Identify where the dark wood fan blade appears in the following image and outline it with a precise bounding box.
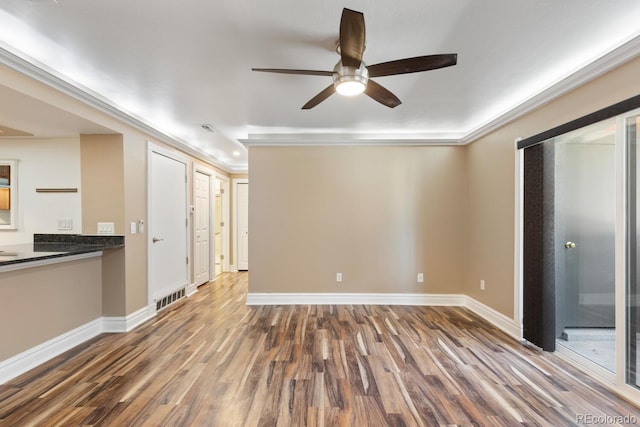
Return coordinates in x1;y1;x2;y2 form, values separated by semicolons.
252;68;334;76
367;54;457;77
302;84;336;109
364;79;401;108
339;8;365;68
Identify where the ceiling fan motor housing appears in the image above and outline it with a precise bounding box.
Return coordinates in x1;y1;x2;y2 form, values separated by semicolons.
333;60;369;96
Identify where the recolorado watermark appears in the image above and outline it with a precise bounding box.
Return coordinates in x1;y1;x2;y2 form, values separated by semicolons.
576;413;638;424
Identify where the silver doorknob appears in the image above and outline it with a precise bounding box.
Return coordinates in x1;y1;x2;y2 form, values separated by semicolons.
153;237;164;243
565;241;576;249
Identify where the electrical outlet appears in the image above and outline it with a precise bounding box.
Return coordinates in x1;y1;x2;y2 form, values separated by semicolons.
336;273;342;282
480;279;486;291
417;273;424;283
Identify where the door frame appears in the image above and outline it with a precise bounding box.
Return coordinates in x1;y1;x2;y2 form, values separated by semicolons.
193;165;213;287
214;174;231;275
147;141;190;307
232;178;248;272
194;164;231;280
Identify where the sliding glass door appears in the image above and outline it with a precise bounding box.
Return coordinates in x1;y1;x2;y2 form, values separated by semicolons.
553;119;617;371
521;103;640;401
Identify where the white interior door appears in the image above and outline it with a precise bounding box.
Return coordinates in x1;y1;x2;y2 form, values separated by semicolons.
149;148;188;301
194;170;210;286
237;182;249;270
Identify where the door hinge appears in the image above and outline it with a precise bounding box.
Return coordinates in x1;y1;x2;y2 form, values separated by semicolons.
220;188;225;194
220;254;225;260
186;218;188;227
186;257;189;264
220;221;225;227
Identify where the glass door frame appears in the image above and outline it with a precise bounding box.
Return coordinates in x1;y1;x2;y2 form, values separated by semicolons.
621;109;640;397
517;104;640;405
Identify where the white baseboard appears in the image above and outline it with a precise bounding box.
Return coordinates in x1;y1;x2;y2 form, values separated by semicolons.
1;292;521;386
186;282;198;297
229;265;238;273
103;305;156;333
0;318;103;385
246;292;464;306
1;306;157;385
462;296;522;340
246;292;522;342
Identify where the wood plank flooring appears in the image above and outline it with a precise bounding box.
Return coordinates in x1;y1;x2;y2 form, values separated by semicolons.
2;272;640;426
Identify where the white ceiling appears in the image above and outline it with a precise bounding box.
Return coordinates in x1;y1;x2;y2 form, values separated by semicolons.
1;0;640;171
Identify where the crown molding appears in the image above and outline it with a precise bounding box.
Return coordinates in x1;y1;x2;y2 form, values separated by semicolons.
242;33;640;148
240;133;462;147
0;45;237;173
2;31;639;158
461;32;640;144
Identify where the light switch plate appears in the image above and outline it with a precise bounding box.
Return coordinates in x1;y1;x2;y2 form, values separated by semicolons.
57;219;72;230
97;222;115;235
130;222;137;234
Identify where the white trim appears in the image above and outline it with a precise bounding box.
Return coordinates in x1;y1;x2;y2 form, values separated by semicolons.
0;318;103;384
240;135;462;147
186;282;198;297
217;175;231;274
232;178;249;271
514;138;524;337
462;296;523;340
102;305;156;333
461;33;640;144
616;113;626;388
0;159;18;230
246;292;464;306
0;32;638;169
0;251;102;273
229;264;238;273
0;307;157;385
241;35;640;150
246;292;522;340
0;45;241;173
193;165;214;286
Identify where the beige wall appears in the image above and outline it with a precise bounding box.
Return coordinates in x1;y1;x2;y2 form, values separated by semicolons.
122;134;150;314
0;256;102;361
80;134;125;234
465;55;640;317
249;145;467;294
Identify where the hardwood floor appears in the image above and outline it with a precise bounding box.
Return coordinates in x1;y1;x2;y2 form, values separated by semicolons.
1;272;640;426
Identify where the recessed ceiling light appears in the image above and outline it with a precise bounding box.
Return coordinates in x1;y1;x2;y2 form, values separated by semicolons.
232;151;241;157
200;124;215;133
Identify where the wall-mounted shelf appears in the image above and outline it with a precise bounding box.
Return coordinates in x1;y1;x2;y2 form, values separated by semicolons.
35;188;78;193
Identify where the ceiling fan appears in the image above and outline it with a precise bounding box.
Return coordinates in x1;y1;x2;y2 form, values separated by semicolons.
252;8;457;109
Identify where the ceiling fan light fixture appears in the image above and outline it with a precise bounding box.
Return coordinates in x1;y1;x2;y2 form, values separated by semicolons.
333;61;368;96
335;79;366;96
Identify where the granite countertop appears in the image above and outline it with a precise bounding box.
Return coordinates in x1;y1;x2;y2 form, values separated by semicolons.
0;234;125;267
